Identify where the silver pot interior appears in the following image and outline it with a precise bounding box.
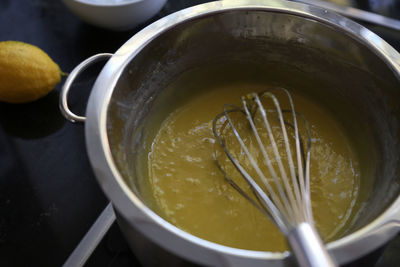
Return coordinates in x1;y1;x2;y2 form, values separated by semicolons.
106;9;400;246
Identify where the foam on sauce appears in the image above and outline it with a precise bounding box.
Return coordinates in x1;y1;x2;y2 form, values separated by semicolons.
147;83;360;252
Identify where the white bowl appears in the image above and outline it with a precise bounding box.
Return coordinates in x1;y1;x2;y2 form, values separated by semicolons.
62;0;167;31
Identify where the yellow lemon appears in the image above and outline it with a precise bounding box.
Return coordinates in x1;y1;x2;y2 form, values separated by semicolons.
0;41;62;103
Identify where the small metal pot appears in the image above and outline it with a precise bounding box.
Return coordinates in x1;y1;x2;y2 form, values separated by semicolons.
61;1;400;266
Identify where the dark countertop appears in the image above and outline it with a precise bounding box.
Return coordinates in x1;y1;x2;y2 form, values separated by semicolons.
0;1;399;266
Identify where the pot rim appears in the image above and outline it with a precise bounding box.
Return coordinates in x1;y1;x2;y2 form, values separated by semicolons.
84;0;400;265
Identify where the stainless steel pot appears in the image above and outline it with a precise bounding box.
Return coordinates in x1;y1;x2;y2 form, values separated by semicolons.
60;1;400;266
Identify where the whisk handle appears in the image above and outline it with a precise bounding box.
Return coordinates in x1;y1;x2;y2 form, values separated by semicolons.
288;223;337;267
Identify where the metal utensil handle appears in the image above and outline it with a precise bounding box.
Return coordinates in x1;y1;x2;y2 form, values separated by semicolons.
288;222;337;267
293;0;400;31
63;203;116;267
59;53;113;123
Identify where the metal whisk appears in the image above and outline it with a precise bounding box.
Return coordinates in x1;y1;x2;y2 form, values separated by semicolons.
212;88;337;267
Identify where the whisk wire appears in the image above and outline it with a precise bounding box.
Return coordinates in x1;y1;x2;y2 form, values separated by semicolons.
212;109;289;233
241;94;294;223
212;88;336;267
284;89;310;223
295;111;313;222
253;91;302;223
214;89;312;229
281;108;313;223
222;104;290;228
264;92;303;221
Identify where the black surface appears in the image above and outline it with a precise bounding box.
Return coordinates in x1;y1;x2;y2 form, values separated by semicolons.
0;1;399;267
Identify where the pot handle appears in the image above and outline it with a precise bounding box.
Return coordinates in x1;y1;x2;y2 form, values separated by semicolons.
59;53;113;123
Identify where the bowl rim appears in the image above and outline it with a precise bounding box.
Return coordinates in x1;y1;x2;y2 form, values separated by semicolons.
84;0;400;265
71;0;144;7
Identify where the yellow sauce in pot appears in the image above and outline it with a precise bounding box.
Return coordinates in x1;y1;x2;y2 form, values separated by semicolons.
147;83;360;252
